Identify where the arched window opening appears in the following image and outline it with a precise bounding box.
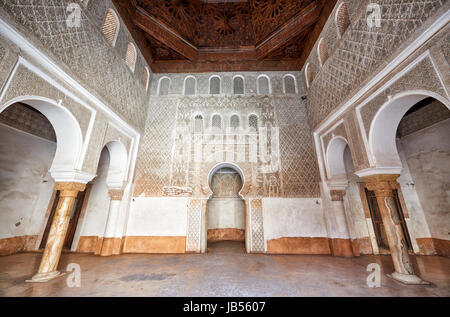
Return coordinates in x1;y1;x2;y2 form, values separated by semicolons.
258;76;270;95
125;43;137;72
248;114;258;132
283;75;297;94
233;76;244;95
102;9;119;46
141;67;150;91
184;76;196;95
212;114;222;130
305;63;313;89
210;76;221;95
230;115;240;130
194;115;203;134
318;38;329;67
336;2;351;38
159;77;170;96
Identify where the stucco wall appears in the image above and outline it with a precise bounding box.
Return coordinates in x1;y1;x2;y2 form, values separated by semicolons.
207;198;245;231
0;124;55;240
400;118;450;242
78;148;111;238
126;197;188;237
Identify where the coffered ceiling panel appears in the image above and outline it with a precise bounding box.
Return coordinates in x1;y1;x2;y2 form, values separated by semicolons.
112;0;336;73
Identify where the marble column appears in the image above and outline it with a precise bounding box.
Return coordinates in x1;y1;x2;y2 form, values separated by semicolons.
362;174;428;285
28;182;86;282
100;189;124;256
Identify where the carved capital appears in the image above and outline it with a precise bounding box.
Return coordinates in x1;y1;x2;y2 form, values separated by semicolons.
330;190;346;202
108;189;124;201
362;174;399;197
55;182;86;197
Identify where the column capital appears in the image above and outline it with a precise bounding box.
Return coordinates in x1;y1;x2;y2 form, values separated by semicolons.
108;189;124;201
330;190;346;202
361;174;399;196
55;182;86;197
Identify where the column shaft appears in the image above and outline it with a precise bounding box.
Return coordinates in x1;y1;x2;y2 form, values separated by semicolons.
100;189;124;256
29;182;85;282
362;175;427;284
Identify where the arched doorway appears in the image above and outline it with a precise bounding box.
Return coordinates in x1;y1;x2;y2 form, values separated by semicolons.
207;163;246;253
0;97;83;256
76;140;128;256
361;91;450;283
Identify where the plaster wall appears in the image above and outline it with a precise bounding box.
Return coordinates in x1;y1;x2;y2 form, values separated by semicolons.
262;198;327;240
343;147;369;240
78;148;111;238
207;198;245;231
400;118;450;242
0;124;55;240
126;197;188;237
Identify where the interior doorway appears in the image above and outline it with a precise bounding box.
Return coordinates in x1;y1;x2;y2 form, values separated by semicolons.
207;166;246;253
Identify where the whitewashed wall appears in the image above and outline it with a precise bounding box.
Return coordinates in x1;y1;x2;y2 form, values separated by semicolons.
0;124;55;239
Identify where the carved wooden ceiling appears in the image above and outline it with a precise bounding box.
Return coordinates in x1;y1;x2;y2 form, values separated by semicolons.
112;0;337;73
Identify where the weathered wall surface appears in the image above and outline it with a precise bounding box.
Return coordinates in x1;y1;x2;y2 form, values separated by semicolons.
263;198;329;254
78;149;111;239
0;124;55;255
400;119;450;245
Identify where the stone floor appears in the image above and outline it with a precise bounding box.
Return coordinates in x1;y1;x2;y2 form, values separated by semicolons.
0;241;449;297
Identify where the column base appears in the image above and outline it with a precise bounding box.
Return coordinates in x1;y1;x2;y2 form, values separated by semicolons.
26;271;66;283
387;272;430;285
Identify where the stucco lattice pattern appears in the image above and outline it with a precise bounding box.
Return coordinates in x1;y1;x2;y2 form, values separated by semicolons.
250;199;264;253
307;0;448;129
0;0;149;130
0;103;56;141
133;98;178;196
186;199;203;253
276;97;320;197
134;93;320;198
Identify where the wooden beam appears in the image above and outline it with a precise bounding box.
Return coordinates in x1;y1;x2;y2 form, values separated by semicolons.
133;7;198;61
255;2;321;60
150;59;301;74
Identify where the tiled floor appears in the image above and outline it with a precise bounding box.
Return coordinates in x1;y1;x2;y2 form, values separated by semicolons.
0;242;449;297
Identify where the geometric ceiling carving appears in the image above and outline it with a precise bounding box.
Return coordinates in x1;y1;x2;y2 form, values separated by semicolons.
113;0;336;73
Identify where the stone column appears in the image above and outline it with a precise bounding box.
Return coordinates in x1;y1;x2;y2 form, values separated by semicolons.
100;189;124;256
200;200;208;254
28;182;86;282
362;175;428;284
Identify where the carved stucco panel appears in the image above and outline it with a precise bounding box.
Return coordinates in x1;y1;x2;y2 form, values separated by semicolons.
360;56;449;137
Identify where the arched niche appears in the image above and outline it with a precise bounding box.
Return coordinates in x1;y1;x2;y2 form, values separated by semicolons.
326;136;350;189
207;162;246;199
104;140;128;189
